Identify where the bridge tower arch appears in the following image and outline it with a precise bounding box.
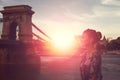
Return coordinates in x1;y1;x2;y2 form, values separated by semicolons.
0;5;34;40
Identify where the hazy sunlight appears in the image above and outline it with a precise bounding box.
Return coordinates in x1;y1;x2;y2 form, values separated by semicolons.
51;31;75;51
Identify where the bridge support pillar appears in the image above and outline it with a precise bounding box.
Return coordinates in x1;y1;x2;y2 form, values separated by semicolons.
0;5;34;41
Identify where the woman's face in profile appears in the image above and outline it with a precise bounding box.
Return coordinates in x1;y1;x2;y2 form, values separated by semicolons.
82;34;91;45
82;33;96;47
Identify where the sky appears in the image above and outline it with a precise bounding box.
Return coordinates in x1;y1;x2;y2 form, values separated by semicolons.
0;0;120;39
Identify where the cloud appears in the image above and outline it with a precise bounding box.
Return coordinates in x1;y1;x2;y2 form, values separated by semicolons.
31;0;101;20
31;0;120;39
101;0;120;6
93;5;120;17
0;0;120;38
0;0;100;19
91;0;120;25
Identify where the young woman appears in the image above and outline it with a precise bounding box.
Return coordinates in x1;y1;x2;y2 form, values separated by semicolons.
79;29;103;80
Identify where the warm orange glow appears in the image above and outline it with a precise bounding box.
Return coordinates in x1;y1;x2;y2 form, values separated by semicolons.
52;32;74;49
50;31;75;56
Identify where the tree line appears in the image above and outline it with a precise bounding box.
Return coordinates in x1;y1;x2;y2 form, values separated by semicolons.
106;37;120;51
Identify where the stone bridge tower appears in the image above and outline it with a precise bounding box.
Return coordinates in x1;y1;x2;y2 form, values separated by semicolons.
0;5;34;40
0;5;41;80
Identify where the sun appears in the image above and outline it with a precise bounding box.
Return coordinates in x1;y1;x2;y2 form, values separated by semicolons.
51;32;75;51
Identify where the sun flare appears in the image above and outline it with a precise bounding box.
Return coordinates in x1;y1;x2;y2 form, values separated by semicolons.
51;32;74;50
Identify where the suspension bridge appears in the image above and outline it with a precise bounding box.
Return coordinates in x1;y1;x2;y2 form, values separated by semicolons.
0;5;55;80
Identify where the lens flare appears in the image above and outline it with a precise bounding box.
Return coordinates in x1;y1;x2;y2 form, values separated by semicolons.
52;32;74;48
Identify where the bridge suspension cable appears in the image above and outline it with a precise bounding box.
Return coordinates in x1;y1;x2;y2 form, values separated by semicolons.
32;32;45;41
32;23;51;40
